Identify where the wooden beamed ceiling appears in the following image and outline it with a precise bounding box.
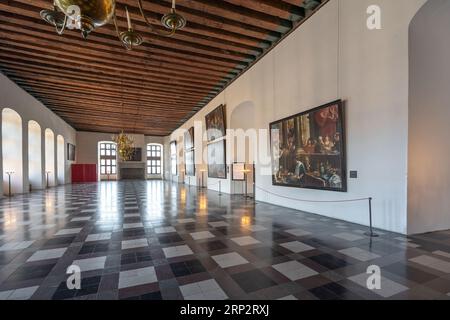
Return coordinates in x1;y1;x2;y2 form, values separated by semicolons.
0;0;325;136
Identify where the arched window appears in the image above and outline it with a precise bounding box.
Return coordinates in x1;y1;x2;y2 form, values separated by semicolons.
28;120;42;190
57;135;65;185
147;144;162;176
45;128;55;187
99;142;117;177
2;108;23;195
170;141;177;175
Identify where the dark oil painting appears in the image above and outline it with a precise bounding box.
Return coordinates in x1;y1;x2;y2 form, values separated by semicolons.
270;100;347;192
205;104;226;142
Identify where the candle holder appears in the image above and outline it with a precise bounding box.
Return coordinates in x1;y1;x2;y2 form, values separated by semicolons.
5;171;14;197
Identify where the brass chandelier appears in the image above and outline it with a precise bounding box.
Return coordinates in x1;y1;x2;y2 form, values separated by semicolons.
40;0;187;50
113;131;134;161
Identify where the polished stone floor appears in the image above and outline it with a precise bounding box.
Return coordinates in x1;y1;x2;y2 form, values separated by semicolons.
0;181;450;300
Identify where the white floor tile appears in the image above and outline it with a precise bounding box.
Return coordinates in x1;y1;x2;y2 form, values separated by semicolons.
212;252;249;268
348;273;408;298
280;241;314;253
163;245;193;258
27;248;67;262
190;231;215;240
55;228;83;236
339;247;380;262
272;261;318;281
72;256;107;272
231;236;261;246
333;232;365;241
121;238;149;250
118;266;157;289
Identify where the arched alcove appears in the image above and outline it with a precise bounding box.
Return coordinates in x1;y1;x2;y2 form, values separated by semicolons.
57;135;65;185
28;120;42;190
2;108;23;195
408;0;450;234
45;128;55;187
229;101;257;195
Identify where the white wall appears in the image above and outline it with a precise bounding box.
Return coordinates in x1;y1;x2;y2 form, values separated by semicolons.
170;0;427;234
76;131;169;180
408;0;450;234
0;72;76;195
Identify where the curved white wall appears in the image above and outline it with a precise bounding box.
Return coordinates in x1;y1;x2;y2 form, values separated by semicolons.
2;108;23;195
408;0;450;234
171;0;427;234
28;120;43;190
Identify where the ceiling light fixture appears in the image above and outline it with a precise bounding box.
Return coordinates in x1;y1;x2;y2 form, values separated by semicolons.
40;0;186;50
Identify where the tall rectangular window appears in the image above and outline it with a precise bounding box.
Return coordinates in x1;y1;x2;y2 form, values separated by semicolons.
147;144;162;175
100;142;117;175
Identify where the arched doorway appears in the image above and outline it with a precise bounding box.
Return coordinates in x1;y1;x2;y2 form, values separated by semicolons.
45;128;55;187
2;108;23;195
408;0;450;234
57;135;65;185
28;120;42;190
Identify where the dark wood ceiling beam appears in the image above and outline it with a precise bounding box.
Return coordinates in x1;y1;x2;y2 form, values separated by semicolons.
6;73;203;107
223;0;305;21
0;62;212;101
0;37;226;90
0;54;218;96
10;1;262;60
14;84;200;113
0;10;242;75
12;85;200;114
118;0;281;41
0;23;243;79
174;0;292;31
0;4;251;69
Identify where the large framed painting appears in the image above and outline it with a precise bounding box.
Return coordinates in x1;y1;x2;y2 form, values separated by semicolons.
270;100;347;192
205;104;226;142
207;140;227;179
185;150;195;177
184;127;194;151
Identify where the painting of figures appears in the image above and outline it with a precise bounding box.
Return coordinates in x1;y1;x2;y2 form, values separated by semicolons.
270;100;347;192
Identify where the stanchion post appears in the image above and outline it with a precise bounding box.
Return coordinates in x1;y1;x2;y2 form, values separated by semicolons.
219;180;222;196
365;197;379;237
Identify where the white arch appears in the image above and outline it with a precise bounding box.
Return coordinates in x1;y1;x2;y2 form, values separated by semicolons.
45;128;55;187
57;135;65;185
2;108;23;195
28;120;42;190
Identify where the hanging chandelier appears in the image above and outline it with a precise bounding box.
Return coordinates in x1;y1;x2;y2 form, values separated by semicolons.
40;0;186;50
113;131;134;161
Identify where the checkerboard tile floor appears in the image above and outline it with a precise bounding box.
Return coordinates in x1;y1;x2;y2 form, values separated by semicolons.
0;181;450;300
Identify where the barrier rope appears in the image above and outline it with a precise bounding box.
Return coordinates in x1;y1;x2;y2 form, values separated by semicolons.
254;185;370;203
